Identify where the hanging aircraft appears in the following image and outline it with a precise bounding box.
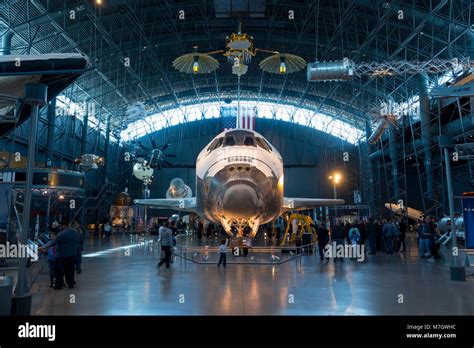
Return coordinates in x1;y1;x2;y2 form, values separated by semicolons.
134;129;344;238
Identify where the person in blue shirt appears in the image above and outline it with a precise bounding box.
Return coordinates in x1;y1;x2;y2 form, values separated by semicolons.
47;245;56;288
41;219;79;289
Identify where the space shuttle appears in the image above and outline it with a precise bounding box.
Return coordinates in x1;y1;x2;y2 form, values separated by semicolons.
134;129;344;238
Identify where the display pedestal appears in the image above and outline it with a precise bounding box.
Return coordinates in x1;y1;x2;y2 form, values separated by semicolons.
11;294;32;315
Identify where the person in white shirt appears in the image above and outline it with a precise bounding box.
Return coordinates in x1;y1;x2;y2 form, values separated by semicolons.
217;238;228;268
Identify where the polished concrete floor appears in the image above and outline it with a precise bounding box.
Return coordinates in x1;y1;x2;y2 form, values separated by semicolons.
30;234;474;315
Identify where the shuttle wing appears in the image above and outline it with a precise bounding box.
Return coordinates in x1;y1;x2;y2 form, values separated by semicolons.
133;197;197;213
282;197;345;212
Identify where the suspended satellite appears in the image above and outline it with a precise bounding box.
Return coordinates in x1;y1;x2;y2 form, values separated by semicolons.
127;139;176;170
166;178;192;199
132;162;154;185
173;22;306;77
260;53;307;75
75;154;105;171
172;46;220;74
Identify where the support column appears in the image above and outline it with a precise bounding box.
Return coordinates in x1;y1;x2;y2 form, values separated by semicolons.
419;73;434;199
469;30;474;117
388;126;399;200
364;120;375;216
103;113;111;184
1;30;14;55
14;83;47;314
45;98;56;167
80;102;89;156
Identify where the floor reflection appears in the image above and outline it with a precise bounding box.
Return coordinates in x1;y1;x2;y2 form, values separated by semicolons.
29;235;474;316
330;264;352;315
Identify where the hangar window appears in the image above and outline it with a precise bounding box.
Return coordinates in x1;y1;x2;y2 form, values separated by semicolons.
207;137;223;152
256;137;272;152
120;101;366;144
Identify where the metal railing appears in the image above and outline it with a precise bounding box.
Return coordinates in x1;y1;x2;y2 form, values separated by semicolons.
173;241;320;267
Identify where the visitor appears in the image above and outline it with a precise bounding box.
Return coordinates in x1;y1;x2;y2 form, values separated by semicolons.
348;223;360;260
316;222;329;261
366;217;376;255
46;239;56;288
103;221;112;242
419;216;434;258
40;219;79;290
357;220;366;247
72;221;84;274
382;219;396;254
398;217;407;252
331;220;345;262
157;220;174;272
344;222;351;244
217;238;228;268
375;219;383;253
94;222;99;238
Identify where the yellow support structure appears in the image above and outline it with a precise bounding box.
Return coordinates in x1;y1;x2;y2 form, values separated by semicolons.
280;213;317;245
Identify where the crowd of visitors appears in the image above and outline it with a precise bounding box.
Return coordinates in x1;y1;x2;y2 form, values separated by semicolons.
310;215;441;262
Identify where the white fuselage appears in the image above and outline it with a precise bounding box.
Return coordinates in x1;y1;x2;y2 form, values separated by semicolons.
195;129;284;236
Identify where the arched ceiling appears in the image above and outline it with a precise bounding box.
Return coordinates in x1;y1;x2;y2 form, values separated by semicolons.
1;0;472;133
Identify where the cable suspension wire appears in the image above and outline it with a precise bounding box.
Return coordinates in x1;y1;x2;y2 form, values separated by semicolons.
237;75;241;129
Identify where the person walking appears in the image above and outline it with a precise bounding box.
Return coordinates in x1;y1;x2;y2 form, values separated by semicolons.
217;238;228;268
316;222;329;261
382;219;396;254
157;220;174;272
331;220;346;262
398;217;407;252
375;219;383;253
366;217;377;255
419;216;434;258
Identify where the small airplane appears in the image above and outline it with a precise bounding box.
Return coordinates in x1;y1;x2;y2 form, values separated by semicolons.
134;129;344;238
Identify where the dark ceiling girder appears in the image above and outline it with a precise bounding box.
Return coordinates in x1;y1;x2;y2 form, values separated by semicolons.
2;0;471;131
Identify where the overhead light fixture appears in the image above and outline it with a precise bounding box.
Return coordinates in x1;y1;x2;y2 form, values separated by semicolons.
329;173;342;184
96;0;102;5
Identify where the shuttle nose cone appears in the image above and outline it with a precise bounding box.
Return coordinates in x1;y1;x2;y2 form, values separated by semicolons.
222;184;258;219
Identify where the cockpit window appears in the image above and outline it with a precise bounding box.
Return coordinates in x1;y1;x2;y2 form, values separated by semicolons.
223;130;260;147
207;137;223;152
244;136;256;147
224;136;236;146
256;137;272;152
